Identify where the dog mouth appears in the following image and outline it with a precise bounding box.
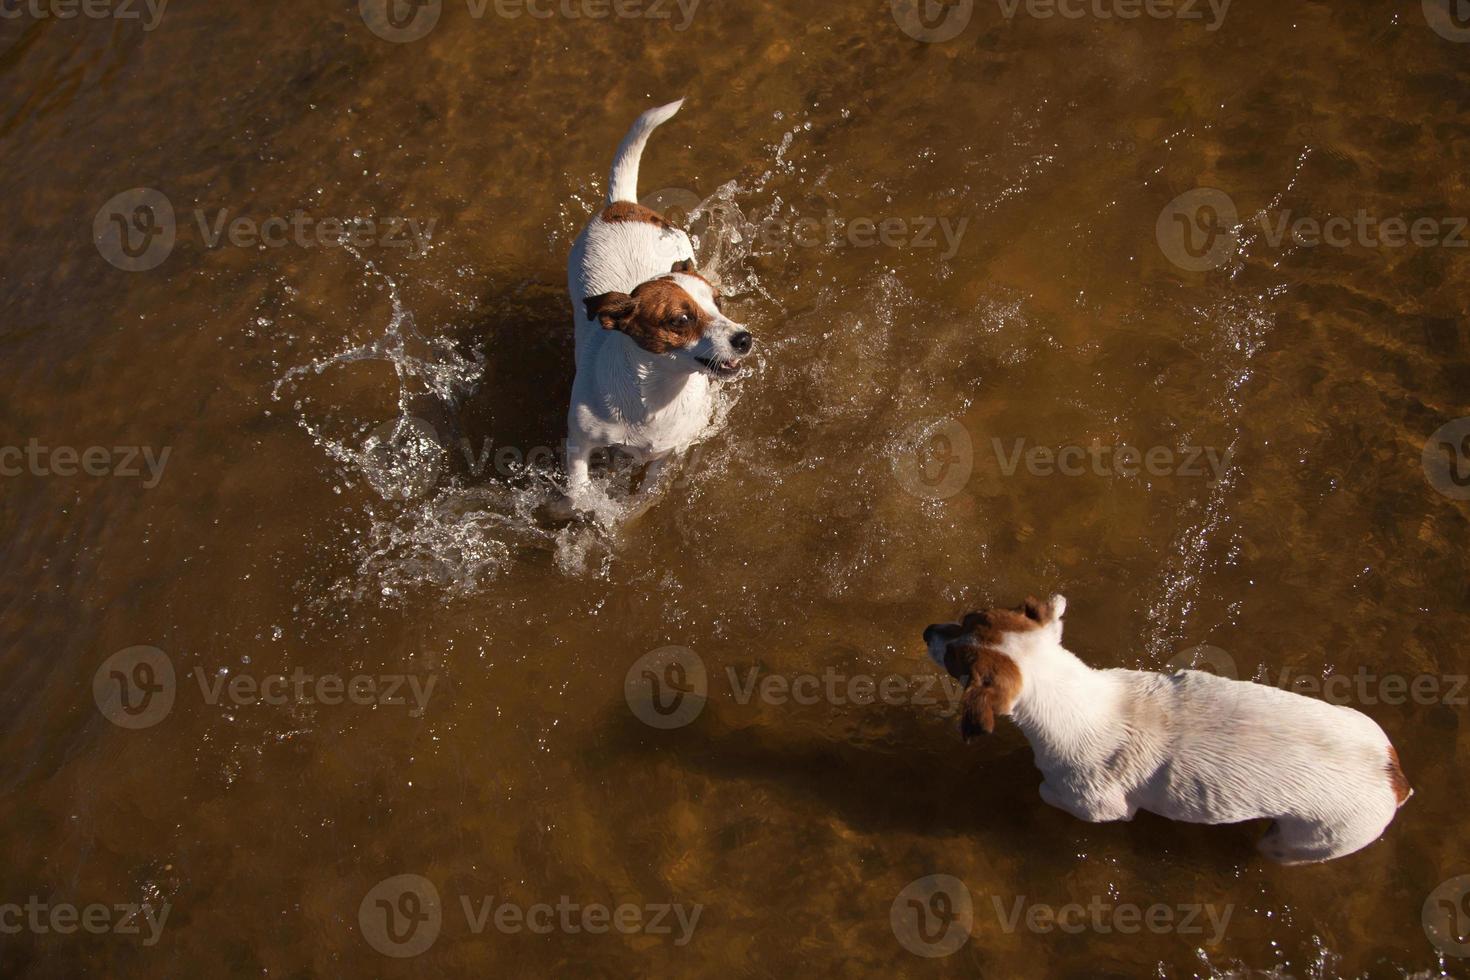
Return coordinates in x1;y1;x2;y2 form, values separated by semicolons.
696;356;743;378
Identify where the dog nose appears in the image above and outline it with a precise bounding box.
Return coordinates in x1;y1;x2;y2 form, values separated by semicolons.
730;331;753;355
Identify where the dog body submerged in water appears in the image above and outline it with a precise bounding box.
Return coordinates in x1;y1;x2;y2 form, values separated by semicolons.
564;99;753;515
924;596;1411;864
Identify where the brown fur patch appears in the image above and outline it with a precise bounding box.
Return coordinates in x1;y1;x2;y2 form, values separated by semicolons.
601;201;674;230
958;648;1023;739
1386;745;1412;806
934;599;1049;739
957;602;1044;649
583;278;712;353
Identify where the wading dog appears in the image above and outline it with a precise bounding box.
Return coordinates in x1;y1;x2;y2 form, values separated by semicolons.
923;596;1412;864
563;99;754;516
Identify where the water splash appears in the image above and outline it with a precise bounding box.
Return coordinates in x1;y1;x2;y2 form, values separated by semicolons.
272;201;758;600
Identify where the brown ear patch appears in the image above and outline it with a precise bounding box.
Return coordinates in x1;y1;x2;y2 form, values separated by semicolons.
584;292;636;330
958;648;1022;739
1386;745;1412;806
601;201;674;230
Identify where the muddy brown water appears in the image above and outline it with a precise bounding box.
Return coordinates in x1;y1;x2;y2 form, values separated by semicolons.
2;0;1469;976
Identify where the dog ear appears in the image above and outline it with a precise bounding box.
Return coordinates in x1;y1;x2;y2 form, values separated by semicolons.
584;292;637;330
958;651;1021;742
1021;594;1067;626
670;258;696;274
959;682;996;740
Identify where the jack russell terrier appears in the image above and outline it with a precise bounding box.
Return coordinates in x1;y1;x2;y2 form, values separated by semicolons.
563;99;753;516
924;596;1412;864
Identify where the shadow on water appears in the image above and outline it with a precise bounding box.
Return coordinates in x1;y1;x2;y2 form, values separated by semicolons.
442;276;575;481
600;701;1259;875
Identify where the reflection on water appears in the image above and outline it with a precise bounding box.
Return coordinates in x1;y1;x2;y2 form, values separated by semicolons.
1;0;1468;976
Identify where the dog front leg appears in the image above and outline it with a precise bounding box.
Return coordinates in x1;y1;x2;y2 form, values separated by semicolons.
542;440;598;522
1039;779;1133;822
619;454;677;524
566;440;593;499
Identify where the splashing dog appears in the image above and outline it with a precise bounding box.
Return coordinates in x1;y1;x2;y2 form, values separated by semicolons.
563;99;754;518
923;596;1411;864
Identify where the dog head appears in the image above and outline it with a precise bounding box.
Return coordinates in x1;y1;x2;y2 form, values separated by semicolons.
583;267;753;379
923;595;1066;739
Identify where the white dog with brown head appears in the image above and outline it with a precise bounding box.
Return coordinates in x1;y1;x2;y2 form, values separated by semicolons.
563;99;753;516
924;596;1411;864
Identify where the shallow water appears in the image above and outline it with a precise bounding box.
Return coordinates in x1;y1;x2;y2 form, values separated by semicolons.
2;0;1469;976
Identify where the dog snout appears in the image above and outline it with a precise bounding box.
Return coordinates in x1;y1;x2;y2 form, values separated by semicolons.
730;330;753;355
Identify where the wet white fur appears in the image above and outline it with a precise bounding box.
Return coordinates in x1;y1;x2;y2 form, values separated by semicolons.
564;99;750;511
927;596;1408;864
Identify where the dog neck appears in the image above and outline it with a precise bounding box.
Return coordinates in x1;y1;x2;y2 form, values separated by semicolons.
602;334;706;420
1008;645;1121;769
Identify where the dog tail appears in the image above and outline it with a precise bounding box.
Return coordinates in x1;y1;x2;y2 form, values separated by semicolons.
606;98;684;205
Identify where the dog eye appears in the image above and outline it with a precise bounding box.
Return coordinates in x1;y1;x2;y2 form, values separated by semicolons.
671;314;692;327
